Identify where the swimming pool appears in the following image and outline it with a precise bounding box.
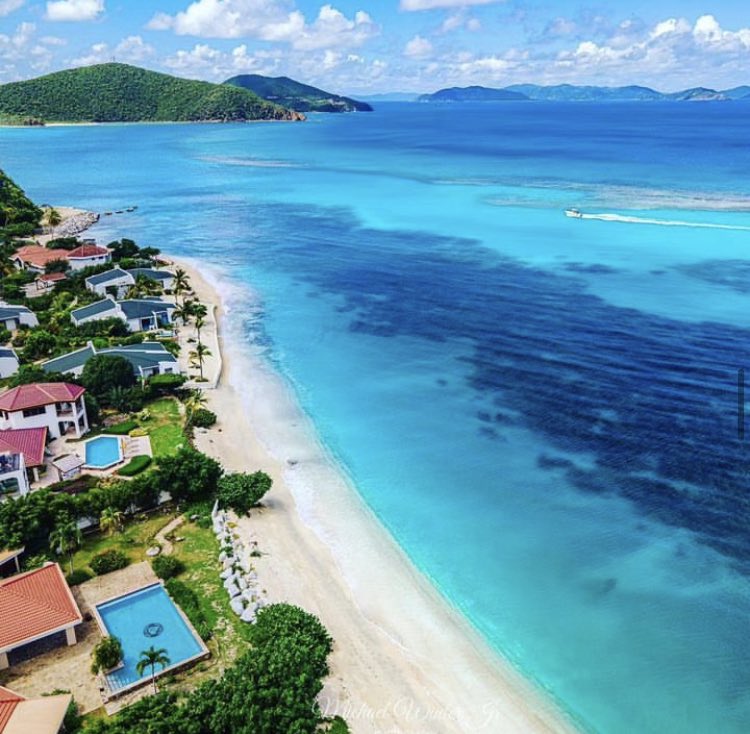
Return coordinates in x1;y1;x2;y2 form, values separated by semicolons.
94;583;208;695
84;435;122;469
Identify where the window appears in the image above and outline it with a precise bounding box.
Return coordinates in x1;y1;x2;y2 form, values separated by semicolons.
22;406;46;418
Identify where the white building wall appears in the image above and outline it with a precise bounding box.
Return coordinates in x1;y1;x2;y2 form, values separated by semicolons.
0;400;88;439
68;254;112;272
0;356;19;378
87;274;133;296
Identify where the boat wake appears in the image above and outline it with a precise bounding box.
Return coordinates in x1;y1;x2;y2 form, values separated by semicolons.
577;212;750;231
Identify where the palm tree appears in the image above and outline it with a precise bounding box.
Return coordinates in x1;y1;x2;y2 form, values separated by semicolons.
189;343;212;381
184;389;207;421
172;268;190;306
126;275;161;300
43;207;62;234
49;519;82;575
172;298;195;328
136;646;170;694
99;507;124;537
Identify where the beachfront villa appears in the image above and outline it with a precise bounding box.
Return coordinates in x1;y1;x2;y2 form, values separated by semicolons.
86;267;175;297
43;341;180;380
0;563;82;671
0;304;38;332
11;245;69;274
0;383;89;440
70;297;176;333
0;349;19;379
66;244;111;272
0;684;72;734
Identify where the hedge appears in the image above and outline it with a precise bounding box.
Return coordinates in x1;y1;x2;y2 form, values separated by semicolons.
165;579;212;640
104;420;138;435
117;455;152;477
90;549;129;576
151;555;184;580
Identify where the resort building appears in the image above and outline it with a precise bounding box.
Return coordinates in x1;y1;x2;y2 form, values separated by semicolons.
0;304;38;331
70;297;175;333
42;341;180;380
85;267;174;297
11;245;69;274
0;383;88;440
0;349;19;379
0;427;46;493
34;272;67;292
0;562;83;670
66;244;111;272
0;685;72;734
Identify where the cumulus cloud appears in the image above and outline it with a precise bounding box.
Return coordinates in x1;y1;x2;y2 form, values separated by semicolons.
400;0;500;10
0;0;24;18
404;35;433;58
71;35;154;66
148;1;377;50
45;0;104;22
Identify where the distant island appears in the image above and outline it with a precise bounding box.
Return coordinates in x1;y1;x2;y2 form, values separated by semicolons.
0;63;304;125
418;83;750;103
225;74;372;113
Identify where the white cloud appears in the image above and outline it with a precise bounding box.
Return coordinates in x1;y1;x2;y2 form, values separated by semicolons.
0;0;24;18
438;11;481;34
45;0;104;22
71;35;154;66
148;1;377;50
400;0;500;10
404;35;433;59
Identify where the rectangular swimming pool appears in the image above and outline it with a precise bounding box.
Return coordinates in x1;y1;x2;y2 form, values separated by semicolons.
95;583;208;695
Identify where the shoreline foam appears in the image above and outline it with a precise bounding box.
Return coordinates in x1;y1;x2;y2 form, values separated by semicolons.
176;255;581;734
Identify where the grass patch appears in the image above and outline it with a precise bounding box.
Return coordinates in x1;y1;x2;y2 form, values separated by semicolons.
142;398;186;458
103;420;138;435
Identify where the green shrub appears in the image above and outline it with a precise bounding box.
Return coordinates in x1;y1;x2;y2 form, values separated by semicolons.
151;555;184;580
190;408;217;428
66;568;92;586
117;455;152;477
104;420;138;435
148;372;186;394
218;472;272;515
164;579;212;640
91;636;123;674
90;549;129;575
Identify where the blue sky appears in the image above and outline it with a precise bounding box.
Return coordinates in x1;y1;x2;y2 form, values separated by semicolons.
0;1;749;93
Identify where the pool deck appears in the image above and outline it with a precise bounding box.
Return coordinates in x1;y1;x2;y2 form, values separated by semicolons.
0;563;158;715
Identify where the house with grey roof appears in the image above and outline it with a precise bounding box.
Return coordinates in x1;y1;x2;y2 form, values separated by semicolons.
70;297;175;333
126;268;175;291
42;341;180;380
0;348;19;379
85;267;175;297
0;304;39;331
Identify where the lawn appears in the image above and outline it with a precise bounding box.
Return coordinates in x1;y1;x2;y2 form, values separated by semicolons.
141;398;186;458
69;510;175;576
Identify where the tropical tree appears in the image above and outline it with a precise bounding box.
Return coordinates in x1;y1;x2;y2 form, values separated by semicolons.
99;507;124;537
136;646;170;694
172;299;194;328
172;268;190;306
49;519;82;574
183;389;207;422
189;343;212;381
126;275;161;300
91;636;123;674
43;206;62;234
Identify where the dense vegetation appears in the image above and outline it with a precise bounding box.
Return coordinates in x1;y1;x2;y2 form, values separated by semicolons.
0;64;304;123
83;604;335;734
0;167;42;239
225;74;372;113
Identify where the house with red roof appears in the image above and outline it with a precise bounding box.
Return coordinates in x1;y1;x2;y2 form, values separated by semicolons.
0;383;88;440
0;427;47;496
0;563;82;670
11;245;69;274
0;685;71;734
67;244;111;272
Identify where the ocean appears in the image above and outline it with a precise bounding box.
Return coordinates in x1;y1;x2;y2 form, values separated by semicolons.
2;101;750;733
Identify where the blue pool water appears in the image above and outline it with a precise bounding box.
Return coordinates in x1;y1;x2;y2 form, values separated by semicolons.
3;103;750;732
84;435;122;469
96;584;205;692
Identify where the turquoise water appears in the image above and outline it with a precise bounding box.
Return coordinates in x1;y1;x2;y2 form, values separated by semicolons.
84;435;122;468
2;103;750;732
96;584;205;691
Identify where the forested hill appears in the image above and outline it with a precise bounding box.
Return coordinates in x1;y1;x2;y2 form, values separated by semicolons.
225;74;372;113
0;168;42;238
0;64;304;123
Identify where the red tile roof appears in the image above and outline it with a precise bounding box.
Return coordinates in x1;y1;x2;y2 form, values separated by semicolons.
68;245;109;259
0;383;85;412
12;246;69;268
0;687;23;734
37;272;67;283
0;428;48;468
0;564;81;650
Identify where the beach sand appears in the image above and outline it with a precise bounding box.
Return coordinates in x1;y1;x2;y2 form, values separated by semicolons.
179;257;579;734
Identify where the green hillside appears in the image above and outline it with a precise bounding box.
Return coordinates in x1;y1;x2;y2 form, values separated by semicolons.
225;74;372;113
0;63;304;123
0;168;42;238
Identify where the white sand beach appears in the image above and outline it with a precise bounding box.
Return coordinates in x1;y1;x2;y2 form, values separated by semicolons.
178;256;579;734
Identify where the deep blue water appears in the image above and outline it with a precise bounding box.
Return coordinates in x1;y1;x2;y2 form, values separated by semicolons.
2;102;750;733
96;584;204;691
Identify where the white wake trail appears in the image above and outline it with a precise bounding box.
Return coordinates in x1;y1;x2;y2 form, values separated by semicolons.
579;212;750;231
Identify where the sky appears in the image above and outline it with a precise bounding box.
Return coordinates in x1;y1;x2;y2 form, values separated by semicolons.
0;1;749;93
